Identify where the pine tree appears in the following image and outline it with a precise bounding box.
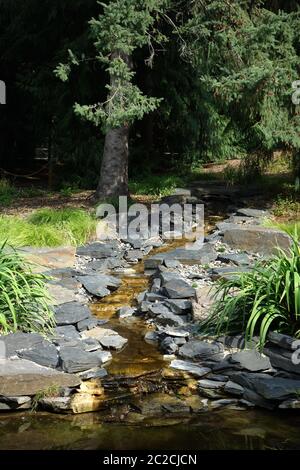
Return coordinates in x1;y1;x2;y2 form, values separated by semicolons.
56;0;168;200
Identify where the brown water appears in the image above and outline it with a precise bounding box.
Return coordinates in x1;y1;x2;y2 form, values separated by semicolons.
0;409;300;450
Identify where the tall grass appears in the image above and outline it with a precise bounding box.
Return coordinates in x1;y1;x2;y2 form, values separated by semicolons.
0;208;96;247
200;238;300;348
0;243;55;334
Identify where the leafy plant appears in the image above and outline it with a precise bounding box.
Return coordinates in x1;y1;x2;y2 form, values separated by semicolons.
200;237;300;348
0;243;55;335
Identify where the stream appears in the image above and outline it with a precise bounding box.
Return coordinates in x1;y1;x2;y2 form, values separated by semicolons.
1;210;300;450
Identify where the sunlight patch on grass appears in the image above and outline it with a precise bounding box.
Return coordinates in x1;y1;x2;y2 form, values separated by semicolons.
0;208;96;247
129;174;184;197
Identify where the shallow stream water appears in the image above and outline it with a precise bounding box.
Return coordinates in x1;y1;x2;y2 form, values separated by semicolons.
1;211;300;450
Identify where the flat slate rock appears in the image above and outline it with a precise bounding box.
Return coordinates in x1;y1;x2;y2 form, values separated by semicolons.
117;306;136;318
144;244;217;269
263;345;300;375
148;303;171;316
210;266;251;281
235;208;269;218
217;253;251;266
78;367;108;381
155;311;187;327
229;349;271;372
0;358;80;396
17;340;59;369
164;299;192;315
59;346;112;373
76;317;98;332
267;332;296;351
3;332;44;358
99;334;128;350
198;379;226;389
230;372;300;401
81;327;120;341
179;340;224;361
224;380;244;397
54;302;92;326
76;242;120;259
53;325;81;342
20;246;76;271
170;359;211;378
78;274;121;297
162;279;196;299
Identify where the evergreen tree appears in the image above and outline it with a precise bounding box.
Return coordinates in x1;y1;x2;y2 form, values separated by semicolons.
56;0;168;199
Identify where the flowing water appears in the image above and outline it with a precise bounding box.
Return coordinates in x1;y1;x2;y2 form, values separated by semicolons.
1;211;300;450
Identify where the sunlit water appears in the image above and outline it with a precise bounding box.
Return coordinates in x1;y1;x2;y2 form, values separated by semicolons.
1;209;300;449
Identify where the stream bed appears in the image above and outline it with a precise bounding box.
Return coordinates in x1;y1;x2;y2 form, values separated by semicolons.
1;210;300;450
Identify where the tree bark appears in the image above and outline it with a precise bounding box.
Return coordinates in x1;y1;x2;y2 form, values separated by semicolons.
95;124;129;199
94;51;131;201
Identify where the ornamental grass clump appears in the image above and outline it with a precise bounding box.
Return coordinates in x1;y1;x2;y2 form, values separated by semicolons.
0;242;55;335
200;237;300;349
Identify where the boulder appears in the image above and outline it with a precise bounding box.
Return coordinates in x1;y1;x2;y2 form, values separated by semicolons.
222;225;292;256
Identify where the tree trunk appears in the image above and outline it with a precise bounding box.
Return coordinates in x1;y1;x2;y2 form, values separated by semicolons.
94;51;131;201
95;124;129;200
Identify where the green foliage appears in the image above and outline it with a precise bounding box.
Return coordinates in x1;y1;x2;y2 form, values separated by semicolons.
0;179;19;206
0;209;96;247
271;193;300;218
56;0;168;131
0;242;54;335
201;239;300;348
181;1;300;167
129;174;183;196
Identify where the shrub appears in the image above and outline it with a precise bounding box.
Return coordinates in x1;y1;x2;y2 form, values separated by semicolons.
0;243;55;335
200;238;300;348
